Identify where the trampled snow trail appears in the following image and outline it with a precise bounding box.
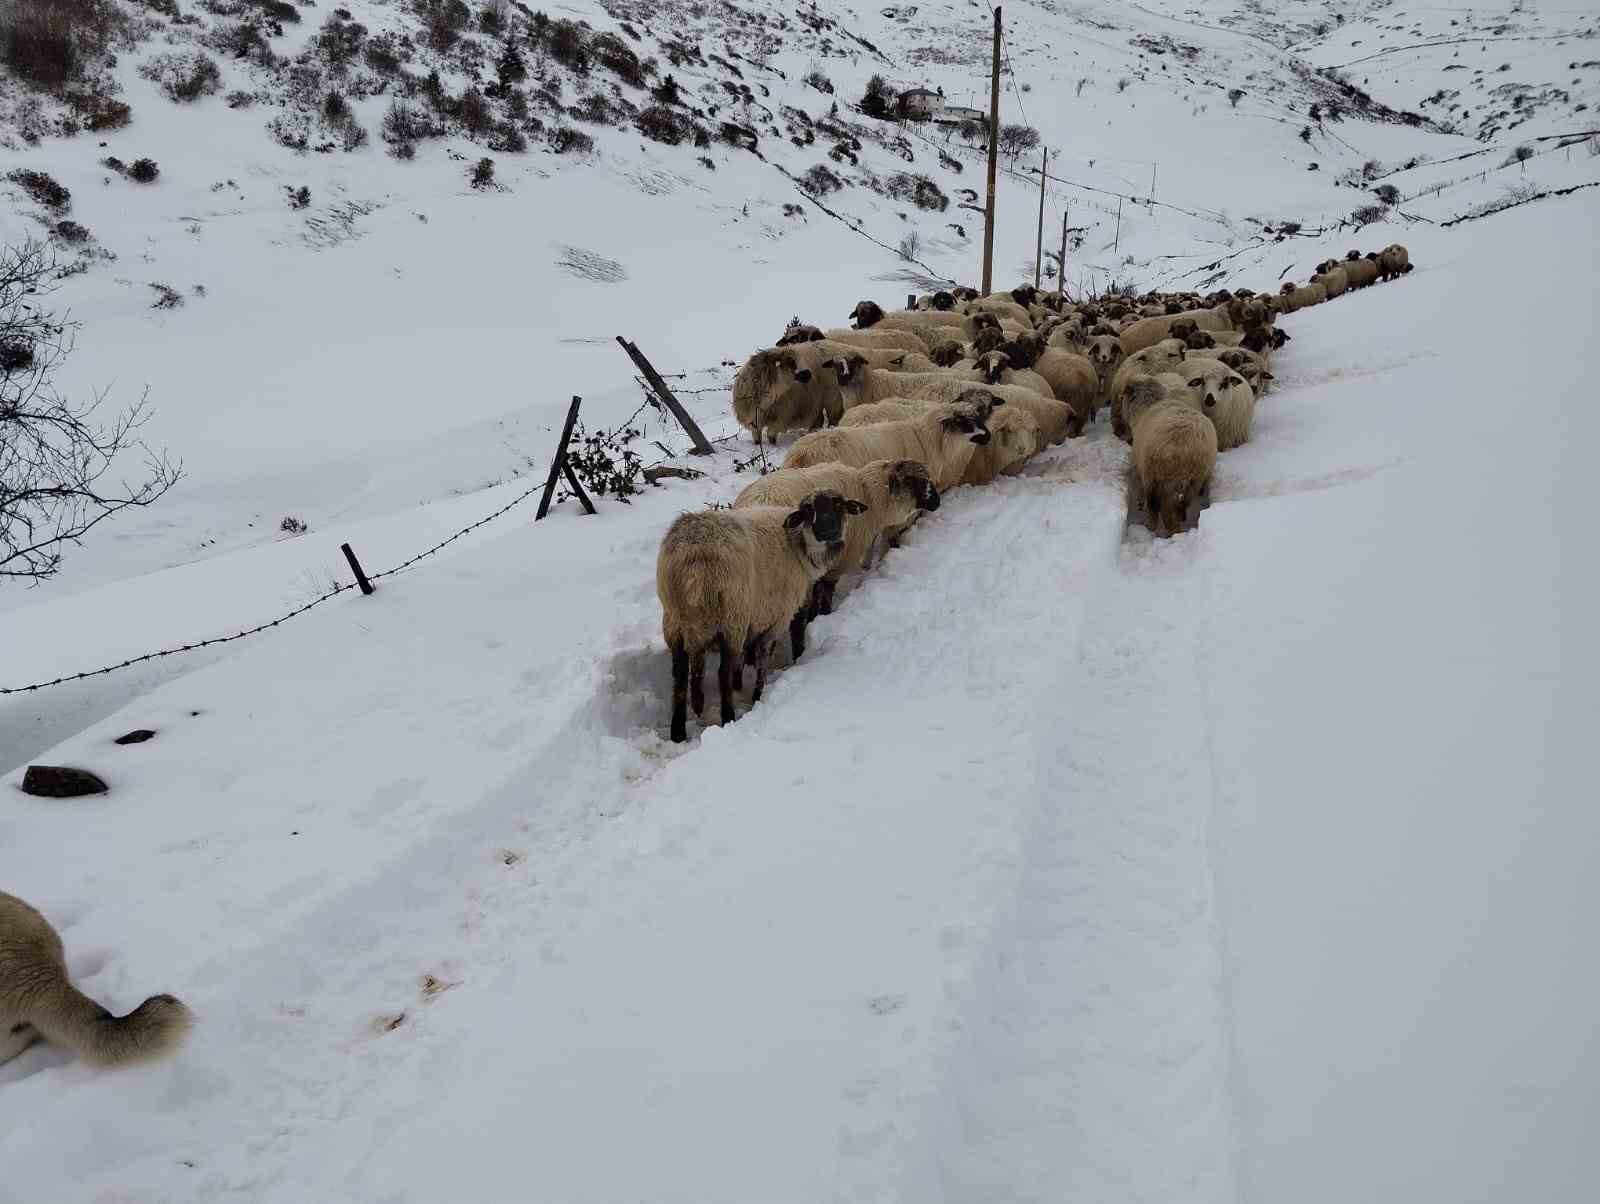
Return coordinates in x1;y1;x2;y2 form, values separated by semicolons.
926;532;1240;1204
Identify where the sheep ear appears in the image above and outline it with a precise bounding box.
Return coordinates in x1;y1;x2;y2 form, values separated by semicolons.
1260;370;1274;381
783;504;812;529
844;499;868;514
1187;378;1205;388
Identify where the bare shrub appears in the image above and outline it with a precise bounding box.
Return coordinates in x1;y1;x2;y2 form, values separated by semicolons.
998;122;1040;158
636;104;694;145
6;170;72;213
2;0;122;91
139;51;222;103
128;157;160;183
1373;183;1400;205
882;171;948;211
469;157;495;189
898;230;921;261
800;163;844;196
1;240;180;581
548;126;594;154
1349;203;1387;226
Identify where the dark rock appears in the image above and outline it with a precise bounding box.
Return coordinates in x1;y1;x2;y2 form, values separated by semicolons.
114;729;157;745
21;765;109;798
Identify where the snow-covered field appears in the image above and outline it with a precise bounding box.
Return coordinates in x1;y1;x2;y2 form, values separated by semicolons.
2;0;1597;1199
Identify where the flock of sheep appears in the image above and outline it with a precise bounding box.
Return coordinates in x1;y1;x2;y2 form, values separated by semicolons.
0;252;1416;1072
654;242;1412;743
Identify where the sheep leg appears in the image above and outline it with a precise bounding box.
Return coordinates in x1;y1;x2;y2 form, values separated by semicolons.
670;640;689;743
689;650;706;717
749;636;773;704
815;579;837;617
716;633;736;726
789;609;808;661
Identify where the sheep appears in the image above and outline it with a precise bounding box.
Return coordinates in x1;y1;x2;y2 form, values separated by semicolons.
1118;308;1230;356
776;324;826;346
1377;243;1411;278
1030;346;1101;422
735;459;940;617
1342;256;1380;289
733;344;840;444
1289;281;1327;309
1160;357;1256;450
1;890;193;1068
1046;316;1087;348
822;354;1079;441
818;326;931;354
1185;345;1274;397
957;350;1055;399
1124;379;1218;538
811;340;938;375
967;295;1034;329
657;490;864;741
1081;333;1126;403
785;396;995;490
926;336;967;367
961;404;1041;485
963;309;1029;341
849;300;967;339
1312;264;1349;299
969;326;1010;357
1109;337;1189;437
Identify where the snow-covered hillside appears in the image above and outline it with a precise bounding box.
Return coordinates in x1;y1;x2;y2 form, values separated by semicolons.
2;0;1597;1200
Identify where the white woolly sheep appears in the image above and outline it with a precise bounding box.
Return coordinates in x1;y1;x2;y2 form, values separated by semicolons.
849;300;968;338
732;343;841;444
735;459;940;618
820;326;931;354
957;350;1055;399
1159;358;1256;450
1;891;193;1069
1031;346;1101;420
1342;257;1379;289
785;397;995;490
961;405;1040;485
657;490;865;742
822;355;1079;441
1080;334;1127;403
1109;337;1188;438
1312;264;1349;299
1118;308;1230;356
967;295;1034;329
1186;345;1274;397
1124;378;1218;538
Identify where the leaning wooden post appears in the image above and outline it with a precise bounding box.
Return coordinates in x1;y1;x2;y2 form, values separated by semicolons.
981;5;1002;295
341;543;375;595
615;337;715;455
1034;146;1048;289
536;396;596;521
1058;205;1069;298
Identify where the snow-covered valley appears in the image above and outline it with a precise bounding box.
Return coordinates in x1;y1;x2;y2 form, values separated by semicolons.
2;0;1596;1199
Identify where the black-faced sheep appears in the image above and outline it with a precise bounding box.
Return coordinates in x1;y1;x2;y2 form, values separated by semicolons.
776;324;826;346
1377;244;1410;278
1110;338;1189;438
1;891;192;1068
1124;378;1217;538
657;490;865;741
784;396;994;490
1118;308;1230;356
959;350;1055;399
927;336;967;367
850;300;967;339
735;459;939;618
822;355;1077;438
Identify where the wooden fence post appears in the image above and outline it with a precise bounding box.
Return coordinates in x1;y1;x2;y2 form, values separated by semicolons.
615;337;715;455
536;396;596;521
341;543;375;595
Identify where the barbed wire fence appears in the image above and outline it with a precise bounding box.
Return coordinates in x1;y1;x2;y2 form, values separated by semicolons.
2;373;736;698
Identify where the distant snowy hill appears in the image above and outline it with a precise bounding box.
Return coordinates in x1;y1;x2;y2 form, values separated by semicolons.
2;2;1598;1201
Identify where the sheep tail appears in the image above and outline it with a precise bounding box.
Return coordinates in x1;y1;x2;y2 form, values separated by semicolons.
28;977;192;1067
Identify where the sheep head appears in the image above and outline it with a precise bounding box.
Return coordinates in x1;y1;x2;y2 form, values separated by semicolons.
1084;335;1124;373
1170;318;1199;341
783;490;867;562
928;338;966;367
974;350;1012;385
777;324;824;346
970;326;1007;356
886;459;940;512
820;351;869;386
850;300;885;329
930;289;956;311
1185;330;1217;350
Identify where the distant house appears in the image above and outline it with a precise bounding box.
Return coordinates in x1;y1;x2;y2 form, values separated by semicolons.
898;86;945;121
933;104;987;127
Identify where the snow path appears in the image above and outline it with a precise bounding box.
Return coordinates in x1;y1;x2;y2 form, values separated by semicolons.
930;533;1240;1204
1;458;1133;1203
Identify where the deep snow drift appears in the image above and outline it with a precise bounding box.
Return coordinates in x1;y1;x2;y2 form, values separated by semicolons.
3;0;1598;1200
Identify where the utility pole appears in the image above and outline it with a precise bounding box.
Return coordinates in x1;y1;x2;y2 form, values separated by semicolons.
982;5;1002;295
1058;205;1069;298
1034;147;1048;289
1149;162;1157;209
1114;195;1122;256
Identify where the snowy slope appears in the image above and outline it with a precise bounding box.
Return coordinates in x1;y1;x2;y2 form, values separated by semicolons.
4;0;1600;1200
